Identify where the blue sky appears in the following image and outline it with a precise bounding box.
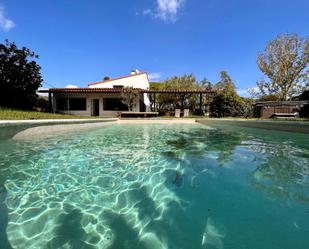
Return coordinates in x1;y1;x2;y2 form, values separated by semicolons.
0;0;308;95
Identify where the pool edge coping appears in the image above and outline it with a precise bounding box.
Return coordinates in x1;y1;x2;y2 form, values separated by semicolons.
196;119;309;134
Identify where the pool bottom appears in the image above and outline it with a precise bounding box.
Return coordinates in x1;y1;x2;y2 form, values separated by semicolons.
1;123;309;249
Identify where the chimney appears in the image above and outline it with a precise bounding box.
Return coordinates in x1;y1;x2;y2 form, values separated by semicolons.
131;69;140;75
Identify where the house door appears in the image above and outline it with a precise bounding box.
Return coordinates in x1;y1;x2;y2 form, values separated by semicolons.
92;99;100;116
139;99;146;112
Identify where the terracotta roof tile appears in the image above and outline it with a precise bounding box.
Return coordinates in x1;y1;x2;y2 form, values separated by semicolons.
38;88;144;93
38;88;215;94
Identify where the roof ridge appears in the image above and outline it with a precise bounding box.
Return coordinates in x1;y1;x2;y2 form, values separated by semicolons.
88;72;148;86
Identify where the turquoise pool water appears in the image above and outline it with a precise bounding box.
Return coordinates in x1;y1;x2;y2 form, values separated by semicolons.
0;123;309;249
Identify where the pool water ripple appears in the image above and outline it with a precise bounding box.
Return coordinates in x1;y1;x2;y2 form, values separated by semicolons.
0;124;309;249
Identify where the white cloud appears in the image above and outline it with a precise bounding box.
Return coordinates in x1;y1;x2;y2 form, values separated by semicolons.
143;9;152;16
144;0;185;23
65;85;78;88
237;89;250;97
237;87;258;98
148;72;162;81
0;6;15;31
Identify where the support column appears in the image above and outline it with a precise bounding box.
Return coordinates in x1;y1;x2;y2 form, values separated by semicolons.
153;93;156;112
199;93;203;114
140;93;143;112
181;94;184;110
67;98;70;111
48;92;52;113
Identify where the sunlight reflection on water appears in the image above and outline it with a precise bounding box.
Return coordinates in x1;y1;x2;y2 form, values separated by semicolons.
0;124;309;249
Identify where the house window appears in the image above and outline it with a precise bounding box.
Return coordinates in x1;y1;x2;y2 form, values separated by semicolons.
56;98;86;111
113;85;124;89
68;98;87;111
103;98;128;111
57;98;68;110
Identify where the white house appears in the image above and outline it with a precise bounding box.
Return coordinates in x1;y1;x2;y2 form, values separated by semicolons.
41;70;151;117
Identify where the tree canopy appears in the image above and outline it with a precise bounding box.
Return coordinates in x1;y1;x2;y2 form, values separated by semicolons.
149;72;254;117
210;71;243;117
0;40;43;109
214;71;236;91
256;34;309;100
149;74;204;113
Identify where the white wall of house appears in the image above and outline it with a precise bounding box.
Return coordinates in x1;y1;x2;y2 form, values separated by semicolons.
52;93;142;117
88;72;150;90
88;72;151;112
51;72;151;116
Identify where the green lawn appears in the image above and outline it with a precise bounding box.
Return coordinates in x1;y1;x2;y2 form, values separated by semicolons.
0;107;95;120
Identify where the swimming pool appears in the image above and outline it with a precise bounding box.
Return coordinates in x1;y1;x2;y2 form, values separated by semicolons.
0;123;308;249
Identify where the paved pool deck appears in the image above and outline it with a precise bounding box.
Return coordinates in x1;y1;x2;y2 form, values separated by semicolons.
118;119;196;124
196;119;309;134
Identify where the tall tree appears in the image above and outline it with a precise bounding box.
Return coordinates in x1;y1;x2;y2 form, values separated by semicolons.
210;71;243;117
149;82;164;112
164;74;200;109
0;40;43;109
120;87;140;111
199;77;212;89
256;34;309;100
149;74;203;113
214;71;236;91
199;78;213;113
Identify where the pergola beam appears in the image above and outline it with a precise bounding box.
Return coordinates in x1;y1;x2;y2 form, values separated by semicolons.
38;88;215;94
48;92;52;113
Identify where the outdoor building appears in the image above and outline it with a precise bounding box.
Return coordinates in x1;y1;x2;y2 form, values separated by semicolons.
254;101;307;118
254;90;309;118
39;70;215;117
40;70;151;117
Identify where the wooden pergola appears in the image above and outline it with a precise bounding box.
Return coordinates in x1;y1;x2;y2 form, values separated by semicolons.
143;89;215;112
